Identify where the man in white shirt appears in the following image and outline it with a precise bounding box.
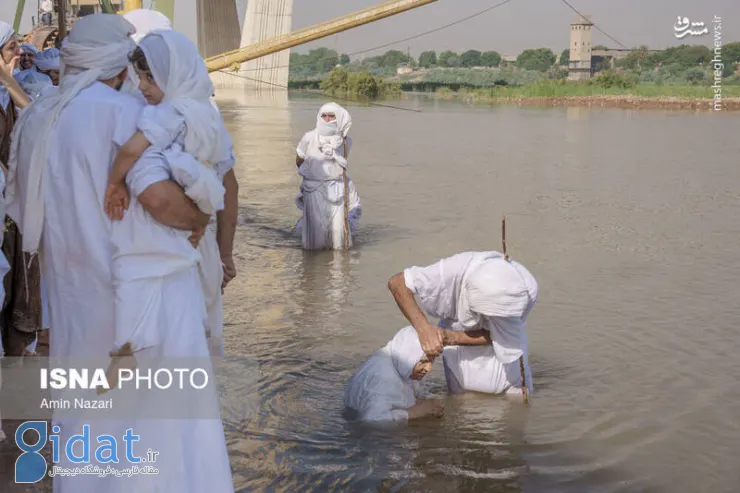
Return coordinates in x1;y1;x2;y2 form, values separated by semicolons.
387;251;539;398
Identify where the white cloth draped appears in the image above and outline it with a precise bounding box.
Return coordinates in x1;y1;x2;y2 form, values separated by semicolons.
121;8;172;97
124;8;173;43
20;43;39;55
295;103;361;249
111;144;224;353
403;251;538;396
34;47;60;71
315;102;352;168
6;13;136;256
15;70;53;99
134;31;234;356
344;326;426;422
138;30;231;167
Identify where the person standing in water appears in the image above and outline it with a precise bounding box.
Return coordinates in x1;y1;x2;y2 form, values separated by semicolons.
295;102;361;250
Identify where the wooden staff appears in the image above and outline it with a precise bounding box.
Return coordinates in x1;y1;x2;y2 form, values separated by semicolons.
502;214;529;404
342;137;350;249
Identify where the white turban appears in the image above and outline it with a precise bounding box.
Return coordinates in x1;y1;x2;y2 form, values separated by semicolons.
20;43;39;55
124;9;172;43
315;102;352;168
138;30;228;165
0;21;14;48
34;48;60;71
457;254;539;364
17;70;52;99
385;326;425;380
6;14;136;255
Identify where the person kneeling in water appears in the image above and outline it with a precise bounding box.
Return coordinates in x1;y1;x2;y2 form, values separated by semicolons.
344;326;444;422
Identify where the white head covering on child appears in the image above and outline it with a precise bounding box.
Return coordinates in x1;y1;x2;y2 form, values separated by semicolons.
137;30;228;166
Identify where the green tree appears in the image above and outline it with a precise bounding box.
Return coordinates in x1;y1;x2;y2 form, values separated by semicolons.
379;50;411;69
723;42;740;65
684;67;706;84
320;66;349;93
461;49;482;67
616;46;649;70
480;50;501;67
418;50;437;68
339;54;350;65
516;48;557;71
591;55;611;73
438;50;458;67
559;49;569;65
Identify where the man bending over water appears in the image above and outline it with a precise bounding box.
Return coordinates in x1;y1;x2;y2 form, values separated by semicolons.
388;251;538;398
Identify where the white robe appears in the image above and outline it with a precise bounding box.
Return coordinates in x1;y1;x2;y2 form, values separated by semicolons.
10;82;234;491
344;326;427;422
111;143;224;354
403;251;537;396
137;101;235;357
295;130;362;250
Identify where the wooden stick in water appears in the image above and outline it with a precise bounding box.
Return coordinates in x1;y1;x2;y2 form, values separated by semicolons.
343;137;350;250
501;214;528;404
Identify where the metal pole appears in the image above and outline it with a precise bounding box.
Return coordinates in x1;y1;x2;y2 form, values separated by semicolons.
14;0;27;32
204;0;438;72
58;0;67;41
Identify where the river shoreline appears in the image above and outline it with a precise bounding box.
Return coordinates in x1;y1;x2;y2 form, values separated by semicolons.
434;93;740;111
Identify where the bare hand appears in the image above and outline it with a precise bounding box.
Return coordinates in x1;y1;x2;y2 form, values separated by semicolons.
104;181;130;221
221;254;236;290
0;55;19;78
428;399;445;418
189;225;206;248
98;342;136;395
417;323;444;357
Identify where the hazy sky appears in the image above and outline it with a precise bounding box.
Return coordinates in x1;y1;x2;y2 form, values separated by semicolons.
1;0;736;58
290;0;739;56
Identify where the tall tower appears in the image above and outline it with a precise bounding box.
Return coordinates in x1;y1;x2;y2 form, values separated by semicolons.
567;14;593;81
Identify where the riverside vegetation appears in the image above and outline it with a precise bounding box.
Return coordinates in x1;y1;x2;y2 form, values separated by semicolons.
288;44;740;108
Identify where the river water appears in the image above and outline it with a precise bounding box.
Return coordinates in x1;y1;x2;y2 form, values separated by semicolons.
194;93;740;492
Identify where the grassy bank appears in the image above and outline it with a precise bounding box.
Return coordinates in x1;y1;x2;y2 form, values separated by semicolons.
431;83;740;110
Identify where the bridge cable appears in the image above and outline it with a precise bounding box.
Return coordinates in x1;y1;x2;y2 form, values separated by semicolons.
236;0;517;73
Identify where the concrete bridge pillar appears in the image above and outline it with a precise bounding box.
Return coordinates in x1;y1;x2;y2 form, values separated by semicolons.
172;0;293;90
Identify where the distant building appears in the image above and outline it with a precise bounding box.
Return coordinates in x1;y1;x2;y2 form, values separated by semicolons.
568;14;593;81
396;63;413;75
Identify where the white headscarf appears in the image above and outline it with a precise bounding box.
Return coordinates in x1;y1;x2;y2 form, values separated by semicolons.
34;48;60;71
121;9;173;97
124;9;172;43
17;70;52;99
385;325;426;380
20;43;39;55
138;30;227;165
6;14;136;255
344;326;425;422
0;21;16;109
457;254;538;364
315;102;351;168
0;21;14;48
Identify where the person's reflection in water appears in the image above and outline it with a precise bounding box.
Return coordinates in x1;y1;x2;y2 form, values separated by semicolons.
294;249;360;338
